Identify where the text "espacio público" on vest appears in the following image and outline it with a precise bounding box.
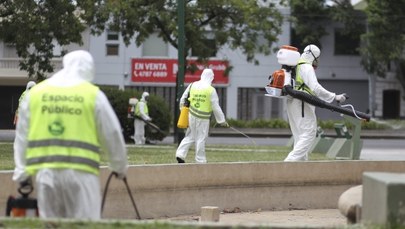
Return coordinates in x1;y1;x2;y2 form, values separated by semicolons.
41;93;84;115
191;94;207;103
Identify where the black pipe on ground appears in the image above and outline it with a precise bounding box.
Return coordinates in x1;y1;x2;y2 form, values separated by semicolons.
283;85;371;121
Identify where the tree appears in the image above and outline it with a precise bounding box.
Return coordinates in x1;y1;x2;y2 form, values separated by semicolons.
0;0;85;81
289;0;364;50
81;0;283;65
360;0;405;89
1;0;284;80
289;0;329;49
290;0;405;90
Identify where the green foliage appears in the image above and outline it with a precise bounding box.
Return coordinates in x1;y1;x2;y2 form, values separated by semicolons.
83;0;283;65
225;118;389;130
0;0;85;81
317;119;389;130
360;0;405;89
360;120;390;130
144;93;172;140
0;218;210;229
225;118;290;129
0;1;284;79
100;87;171;142
289;0;330;48
290;0;405;90
0;143;14;170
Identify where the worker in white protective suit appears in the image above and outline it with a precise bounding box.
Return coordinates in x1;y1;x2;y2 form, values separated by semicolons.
175;69;228;163
134;91;152;145
14;81;36;125
284;44;347;161
13;50;128;219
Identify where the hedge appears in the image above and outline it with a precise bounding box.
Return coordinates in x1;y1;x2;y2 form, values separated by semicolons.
100;86;171;142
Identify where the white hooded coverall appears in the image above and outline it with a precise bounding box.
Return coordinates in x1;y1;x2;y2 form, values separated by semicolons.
13;50;128;219
284;46;336;161
14;81;36;125
134;92;151;145
175;69;226;163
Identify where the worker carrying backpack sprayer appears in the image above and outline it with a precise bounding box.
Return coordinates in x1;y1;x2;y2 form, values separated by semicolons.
265;45;370;161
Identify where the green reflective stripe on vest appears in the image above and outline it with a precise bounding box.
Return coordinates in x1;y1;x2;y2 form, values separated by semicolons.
295;60;315;95
189;86;214;119
26;81;100;175
28;139;100;154
135;101;148;116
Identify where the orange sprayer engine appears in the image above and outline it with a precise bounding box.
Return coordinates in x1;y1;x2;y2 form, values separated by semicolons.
265;45;300;98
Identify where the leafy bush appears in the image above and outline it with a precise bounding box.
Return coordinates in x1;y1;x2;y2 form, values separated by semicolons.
222;118;389;130
100;86;171;142
222;118;290;129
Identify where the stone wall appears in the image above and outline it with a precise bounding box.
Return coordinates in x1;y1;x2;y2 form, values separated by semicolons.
1;161;405;219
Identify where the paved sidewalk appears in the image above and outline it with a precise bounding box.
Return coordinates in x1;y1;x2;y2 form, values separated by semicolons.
164;209;347;228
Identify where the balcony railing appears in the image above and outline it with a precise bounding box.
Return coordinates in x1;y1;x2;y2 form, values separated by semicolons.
0;58;63;77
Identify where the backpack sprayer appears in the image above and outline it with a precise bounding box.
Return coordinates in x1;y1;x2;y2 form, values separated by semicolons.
265;45;371;122
265;45;300;98
6;184;38;217
128;97;139;118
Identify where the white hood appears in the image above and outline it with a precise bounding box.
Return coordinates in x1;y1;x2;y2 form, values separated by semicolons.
26;81;36;91
62;50;95;82
200;69;214;85
300;44;320;65
141;91;149;102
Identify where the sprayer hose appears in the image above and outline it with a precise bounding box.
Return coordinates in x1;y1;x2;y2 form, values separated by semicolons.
283;85;371;121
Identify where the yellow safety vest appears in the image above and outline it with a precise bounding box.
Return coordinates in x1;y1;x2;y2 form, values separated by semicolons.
135;101;148;116
295;60;315;95
189;86;214;119
26;81;101;175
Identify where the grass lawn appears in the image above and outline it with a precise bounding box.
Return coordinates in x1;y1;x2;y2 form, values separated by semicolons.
0;218;205;229
0;142;330;170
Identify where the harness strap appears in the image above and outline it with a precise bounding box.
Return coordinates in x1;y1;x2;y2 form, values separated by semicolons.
301;100;305;118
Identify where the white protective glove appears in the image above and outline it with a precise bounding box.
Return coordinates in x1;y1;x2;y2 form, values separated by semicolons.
219;122;230;128
335;94;347;103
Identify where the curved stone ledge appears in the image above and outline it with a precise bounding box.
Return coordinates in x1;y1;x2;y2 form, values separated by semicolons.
1;161;405;219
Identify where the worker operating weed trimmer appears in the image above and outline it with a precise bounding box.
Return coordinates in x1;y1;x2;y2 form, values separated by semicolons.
265;45;371;162
128;93;167;144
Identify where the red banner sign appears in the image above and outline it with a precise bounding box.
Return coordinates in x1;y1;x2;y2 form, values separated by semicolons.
131;58;229;84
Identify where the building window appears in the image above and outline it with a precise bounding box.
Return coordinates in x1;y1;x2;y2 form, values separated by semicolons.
106;44;119;56
142;32;168;57
334;28;361;55
107;30;119;41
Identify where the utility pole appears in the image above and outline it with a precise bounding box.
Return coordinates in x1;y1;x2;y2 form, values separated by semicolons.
174;0;185;144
